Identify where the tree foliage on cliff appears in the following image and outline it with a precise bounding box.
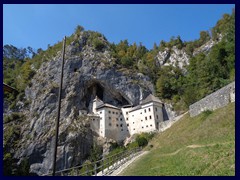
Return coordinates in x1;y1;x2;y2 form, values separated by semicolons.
3;10;234;112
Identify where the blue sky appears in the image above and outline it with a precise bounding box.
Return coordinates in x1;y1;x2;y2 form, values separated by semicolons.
3;4;235;51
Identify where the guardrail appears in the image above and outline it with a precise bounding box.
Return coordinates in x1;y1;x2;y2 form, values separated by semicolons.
42;147;142;176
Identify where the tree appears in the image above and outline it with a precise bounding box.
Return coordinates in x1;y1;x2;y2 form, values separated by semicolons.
153;42;158;51
75;25;85;35
159;40;166;51
199;31;211;46
156;66;184;100
3;45;28;60
121;56;133;67
37;48;43;54
27;46;36;58
93;39;105;51
176;35;184;49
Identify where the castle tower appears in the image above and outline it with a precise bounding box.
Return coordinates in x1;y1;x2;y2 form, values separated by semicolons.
92;96;103;114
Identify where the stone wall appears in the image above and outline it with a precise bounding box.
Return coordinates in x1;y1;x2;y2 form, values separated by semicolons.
158;111;188;132
189;81;235;117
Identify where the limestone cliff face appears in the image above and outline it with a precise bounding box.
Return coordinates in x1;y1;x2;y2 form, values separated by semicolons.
155;36;221;71
15;32;154;175
155;46;189;70
193;34;222;56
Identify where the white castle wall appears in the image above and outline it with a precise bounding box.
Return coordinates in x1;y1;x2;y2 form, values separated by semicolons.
91;95;165;142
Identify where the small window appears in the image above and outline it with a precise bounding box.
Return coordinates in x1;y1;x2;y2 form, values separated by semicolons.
142;126;144;129
120;118;123;121
74;68;78;72
126;118;128;120
109;111;111;113
101;131;102;134
157;115;158;119
146;125;148;127
120;112;122;115
150;124;152;127
116;118;118;121
127;123;129;126
141;120;143;122
121;129;123;131
116;124;119;127
109;117;111;120
140;112;142;114
144;109;146;113
149;108;151;112
149;115;152;119
133;128;135;130
132;115;134;117
92;118;95;121
133;122;135;124
155;108;157;112
100;111;102;114
126;112;128;115
145;117;147;120
116;112;118;115
120;124;123;127
109;123;112;126
112;111;115;114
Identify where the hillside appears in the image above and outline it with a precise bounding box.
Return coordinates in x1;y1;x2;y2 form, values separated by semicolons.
120;102;235;176
3;10;235;175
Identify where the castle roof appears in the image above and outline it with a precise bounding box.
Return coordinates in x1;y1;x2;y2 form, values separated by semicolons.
128;105;141;112
96;103;120;110
141;94;162;105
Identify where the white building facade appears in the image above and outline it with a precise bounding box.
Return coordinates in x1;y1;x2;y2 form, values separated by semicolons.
90;94;164;142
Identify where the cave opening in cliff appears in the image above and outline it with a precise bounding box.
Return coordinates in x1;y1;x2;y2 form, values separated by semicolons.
95;83;104;100
84;81;131;112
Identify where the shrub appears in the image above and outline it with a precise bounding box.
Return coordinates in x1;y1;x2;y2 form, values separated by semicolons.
93;39;105;51
121;56;133;67
136;136;148;147
202;110;213;117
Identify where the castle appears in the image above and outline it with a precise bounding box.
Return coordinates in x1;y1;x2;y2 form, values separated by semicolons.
88;94;164;142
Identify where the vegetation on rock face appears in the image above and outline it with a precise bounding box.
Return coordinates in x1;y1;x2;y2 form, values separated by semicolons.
3;10;235;112
3;112;31;175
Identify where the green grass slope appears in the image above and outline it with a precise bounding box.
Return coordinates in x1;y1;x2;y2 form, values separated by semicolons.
120;102;235;176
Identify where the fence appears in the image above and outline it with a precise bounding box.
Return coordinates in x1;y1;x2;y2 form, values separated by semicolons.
42;147;142;176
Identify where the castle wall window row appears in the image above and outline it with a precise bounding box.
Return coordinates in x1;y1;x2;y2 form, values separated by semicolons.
92;94;164;142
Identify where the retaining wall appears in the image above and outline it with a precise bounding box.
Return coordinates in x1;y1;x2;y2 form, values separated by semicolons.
189;81;235;117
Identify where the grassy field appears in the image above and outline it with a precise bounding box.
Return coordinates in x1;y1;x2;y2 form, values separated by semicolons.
120;102;235;176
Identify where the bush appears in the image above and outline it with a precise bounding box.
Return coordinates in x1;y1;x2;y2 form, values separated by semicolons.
4;112;24;124
121;56;133;67
202;110;213;117
79;160;94;176
136;136;148;147
93;39;105;51
126;141;139;149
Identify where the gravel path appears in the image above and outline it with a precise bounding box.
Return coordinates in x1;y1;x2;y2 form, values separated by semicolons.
108;151;149;176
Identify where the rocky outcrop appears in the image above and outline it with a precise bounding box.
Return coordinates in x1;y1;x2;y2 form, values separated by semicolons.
193;39;215;56
155;35;222;71
156;46;189;70
193;34;222;56
14;32;154;175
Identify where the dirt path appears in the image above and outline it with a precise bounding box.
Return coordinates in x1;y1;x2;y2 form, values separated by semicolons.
160;141;234;157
